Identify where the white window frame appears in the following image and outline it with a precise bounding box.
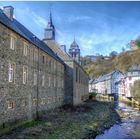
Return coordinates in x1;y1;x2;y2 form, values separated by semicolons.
41;98;45;105
23;66;28;84
9;63;15;83
34;71;37;85
7;100;15;109
34;49;38;62
23;42;28;56
10;35;16;50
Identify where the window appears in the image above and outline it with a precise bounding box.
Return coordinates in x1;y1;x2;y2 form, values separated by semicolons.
76;67;78;82
7;100;15;109
47;97;51;104
129;83;132;88
62;79;64;88
21;99;27;107
10;35;16;50
23;66;28;84
54;61;56;71
42;75;45;87
79;70;80;83
54;77;56;87
9;63;15;82
51;60;53;71
42;55;45;64
34;49;38;62
23;42;28;56
33;98;37;106
41;98;45;105
48;76;51;87
34;72;37;85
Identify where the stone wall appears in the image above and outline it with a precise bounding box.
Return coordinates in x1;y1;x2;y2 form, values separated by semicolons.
43;40;89;105
0;22;65;126
73;61;89;105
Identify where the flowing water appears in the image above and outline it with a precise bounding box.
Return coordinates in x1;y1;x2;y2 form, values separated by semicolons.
96;101;140;139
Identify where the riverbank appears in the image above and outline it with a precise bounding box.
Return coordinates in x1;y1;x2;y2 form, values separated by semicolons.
0;100;120;139
96;102;140;139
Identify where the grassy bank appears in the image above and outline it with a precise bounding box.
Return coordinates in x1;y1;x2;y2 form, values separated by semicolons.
0;100;120;139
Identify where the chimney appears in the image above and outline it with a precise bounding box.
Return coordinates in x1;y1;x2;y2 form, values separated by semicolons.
3;6;14;20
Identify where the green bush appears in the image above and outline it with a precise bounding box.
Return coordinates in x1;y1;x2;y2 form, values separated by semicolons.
131;80;140;103
89;92;97;99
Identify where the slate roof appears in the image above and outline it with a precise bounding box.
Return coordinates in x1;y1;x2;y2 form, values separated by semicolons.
89;79;94;84
91;70;121;84
70;40;79;49
0;8;64;65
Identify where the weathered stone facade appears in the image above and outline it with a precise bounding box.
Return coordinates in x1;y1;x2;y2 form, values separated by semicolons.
43;40;89;105
0;22;64;126
0;6;88;127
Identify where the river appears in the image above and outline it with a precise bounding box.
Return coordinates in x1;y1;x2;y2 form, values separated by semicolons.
96;101;140;139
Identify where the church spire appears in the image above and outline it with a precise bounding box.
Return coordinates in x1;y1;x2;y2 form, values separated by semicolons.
43;10;55;41
49;11;52;25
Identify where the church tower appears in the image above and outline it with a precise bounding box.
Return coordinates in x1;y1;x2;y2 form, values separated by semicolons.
69;39;80;64
44;12;55;40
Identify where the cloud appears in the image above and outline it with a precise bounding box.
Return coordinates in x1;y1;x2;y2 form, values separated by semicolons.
0;2;4;9
67;15;92;23
78;33;116;52
31;12;47;27
16;7;47;28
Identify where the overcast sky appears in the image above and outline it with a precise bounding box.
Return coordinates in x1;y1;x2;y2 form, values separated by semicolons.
1;1;140;56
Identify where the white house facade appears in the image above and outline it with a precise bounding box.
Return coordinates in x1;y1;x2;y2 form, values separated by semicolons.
119;66;140;98
89;70;123;98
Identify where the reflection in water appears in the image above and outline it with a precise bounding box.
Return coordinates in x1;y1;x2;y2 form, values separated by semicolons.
96;101;140;139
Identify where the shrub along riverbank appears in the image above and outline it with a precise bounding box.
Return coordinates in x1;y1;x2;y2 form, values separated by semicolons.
0;100;120;139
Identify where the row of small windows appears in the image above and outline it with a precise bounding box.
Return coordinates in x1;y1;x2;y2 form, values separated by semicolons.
8;63;64;88
7;96;64;109
10;35;64;73
10;35;28;56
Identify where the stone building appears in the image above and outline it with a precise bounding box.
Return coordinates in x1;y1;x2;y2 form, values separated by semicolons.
0;6;88;127
43;11;89;105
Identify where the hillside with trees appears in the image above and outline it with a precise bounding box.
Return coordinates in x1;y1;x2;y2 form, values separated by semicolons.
82;48;140;79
